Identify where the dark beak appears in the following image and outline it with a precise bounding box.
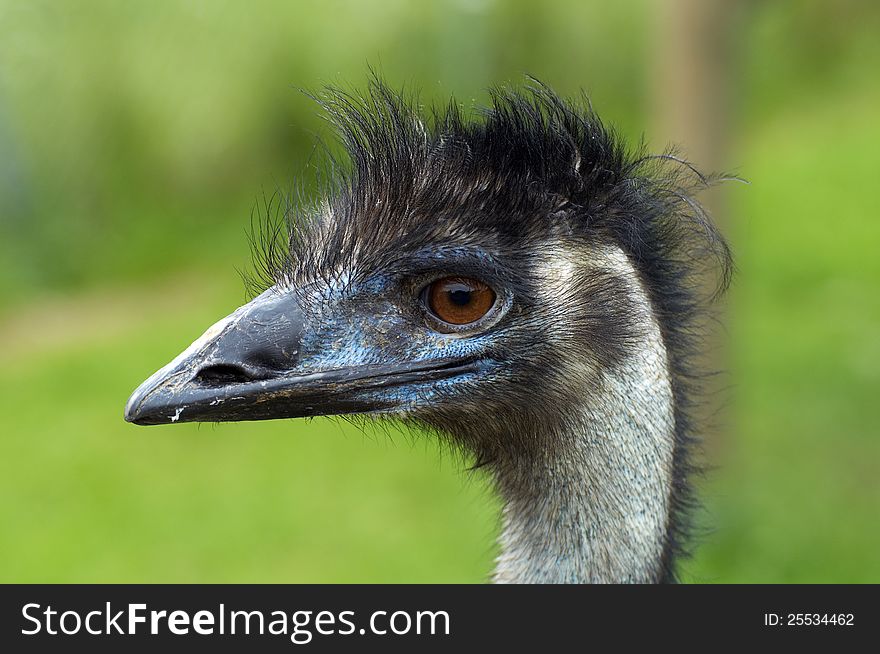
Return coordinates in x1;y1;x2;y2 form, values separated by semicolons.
124;289;477;426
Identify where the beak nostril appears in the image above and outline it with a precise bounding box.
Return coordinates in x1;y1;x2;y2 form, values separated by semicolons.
194;364;261;386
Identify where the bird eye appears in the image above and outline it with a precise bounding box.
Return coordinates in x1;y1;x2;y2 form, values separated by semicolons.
423;276;496;327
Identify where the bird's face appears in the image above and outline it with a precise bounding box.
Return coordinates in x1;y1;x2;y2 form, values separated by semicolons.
125;246;503;425
123;240;516;426
125;218;636;443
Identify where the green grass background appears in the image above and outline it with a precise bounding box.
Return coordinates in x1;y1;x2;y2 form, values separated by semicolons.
1;0;878;582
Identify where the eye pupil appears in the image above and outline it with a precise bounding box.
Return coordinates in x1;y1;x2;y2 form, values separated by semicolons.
448;289;472;306
424;276;496;328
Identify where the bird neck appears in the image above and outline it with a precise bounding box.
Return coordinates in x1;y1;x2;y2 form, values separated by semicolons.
492;261;677;584
492;351;676;583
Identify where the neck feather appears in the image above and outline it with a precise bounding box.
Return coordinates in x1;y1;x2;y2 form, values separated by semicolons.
492;248;676;583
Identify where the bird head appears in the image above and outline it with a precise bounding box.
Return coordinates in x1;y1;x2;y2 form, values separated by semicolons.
125;80;729;461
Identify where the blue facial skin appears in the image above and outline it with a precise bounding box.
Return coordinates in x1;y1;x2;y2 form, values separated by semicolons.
285;247;513;416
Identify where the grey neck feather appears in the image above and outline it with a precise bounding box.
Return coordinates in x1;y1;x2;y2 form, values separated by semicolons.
492;246;676;583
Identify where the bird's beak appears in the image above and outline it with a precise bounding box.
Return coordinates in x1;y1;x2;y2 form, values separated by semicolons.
124;289;477;426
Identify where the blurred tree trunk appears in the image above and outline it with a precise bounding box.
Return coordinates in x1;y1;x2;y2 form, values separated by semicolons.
650;0;744;454
651;0;741;216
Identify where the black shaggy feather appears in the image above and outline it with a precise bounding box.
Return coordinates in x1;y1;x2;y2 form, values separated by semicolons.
249;77;732;582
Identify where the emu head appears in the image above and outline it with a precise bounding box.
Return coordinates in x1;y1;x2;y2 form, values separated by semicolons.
125;80;730;581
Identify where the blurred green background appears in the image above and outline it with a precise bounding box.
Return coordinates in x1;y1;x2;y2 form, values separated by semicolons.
1;0;878;582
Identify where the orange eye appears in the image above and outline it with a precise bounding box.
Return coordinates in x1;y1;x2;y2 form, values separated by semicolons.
425;277;496;326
